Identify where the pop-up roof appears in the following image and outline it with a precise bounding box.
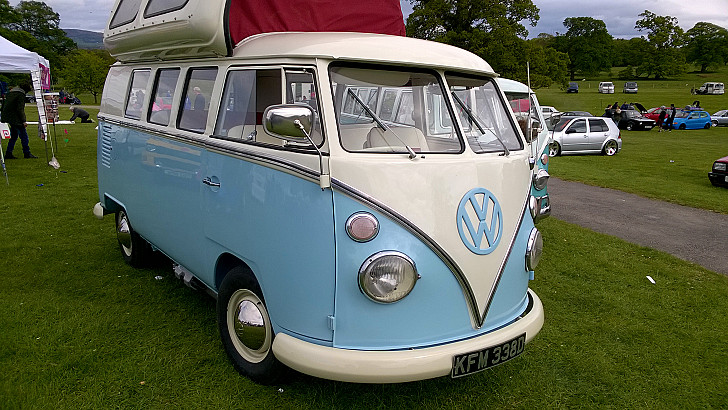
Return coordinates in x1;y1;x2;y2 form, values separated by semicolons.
104;0;405;62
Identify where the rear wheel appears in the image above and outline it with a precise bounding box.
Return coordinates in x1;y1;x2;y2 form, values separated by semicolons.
602;140;618;156
704;122;711;129
548;142;561;157
217;266;286;384
116;210;152;267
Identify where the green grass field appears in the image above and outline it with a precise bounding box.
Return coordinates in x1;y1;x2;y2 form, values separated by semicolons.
1;86;727;408
534;67;728;214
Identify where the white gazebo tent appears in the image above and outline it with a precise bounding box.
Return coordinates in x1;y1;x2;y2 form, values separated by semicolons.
0;35;54;177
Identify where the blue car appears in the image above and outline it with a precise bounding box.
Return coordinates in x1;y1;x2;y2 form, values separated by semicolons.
671;110;712;130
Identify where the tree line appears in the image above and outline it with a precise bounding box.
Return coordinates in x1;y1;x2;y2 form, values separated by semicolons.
2;0;727;98
405;1;728;87
0;0;113;103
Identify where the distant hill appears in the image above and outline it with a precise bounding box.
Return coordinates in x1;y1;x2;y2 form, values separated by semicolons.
63;29;104;50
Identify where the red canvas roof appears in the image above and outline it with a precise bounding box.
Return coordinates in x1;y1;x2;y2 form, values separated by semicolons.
227;0;405;45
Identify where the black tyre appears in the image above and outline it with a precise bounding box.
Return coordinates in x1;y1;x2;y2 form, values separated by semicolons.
625;122;634;131
704;122;711;129
712;120;718;127
679;124;686;130
548;142;561;157
116;210;152;267
217;266;286;384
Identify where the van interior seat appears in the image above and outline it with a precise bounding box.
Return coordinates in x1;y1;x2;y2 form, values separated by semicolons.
364;126;428;152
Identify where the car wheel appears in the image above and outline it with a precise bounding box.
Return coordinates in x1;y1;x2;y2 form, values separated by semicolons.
602;140;618;156
116;210;152;267
679;124;686;130
548;142;561;157
704;122;711;129
217;266;287;384
626;122;634;131
712;120;718;127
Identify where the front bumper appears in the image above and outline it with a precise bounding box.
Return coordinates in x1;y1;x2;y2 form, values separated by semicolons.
709;172;728;187
272;289;544;383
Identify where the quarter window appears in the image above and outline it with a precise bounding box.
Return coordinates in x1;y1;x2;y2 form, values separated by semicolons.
124;69;150;120
588;118;608;132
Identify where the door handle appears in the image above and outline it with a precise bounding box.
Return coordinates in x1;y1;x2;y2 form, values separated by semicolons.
202;177;220;188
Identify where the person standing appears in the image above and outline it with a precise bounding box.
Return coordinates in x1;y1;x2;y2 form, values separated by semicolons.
667;104;677;131
192;87;205;110
657;106;667;132
0;82;37;159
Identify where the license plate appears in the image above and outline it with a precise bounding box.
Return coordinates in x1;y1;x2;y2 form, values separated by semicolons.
451;333;526;378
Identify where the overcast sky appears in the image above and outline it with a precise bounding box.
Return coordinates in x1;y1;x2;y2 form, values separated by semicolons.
9;0;728;39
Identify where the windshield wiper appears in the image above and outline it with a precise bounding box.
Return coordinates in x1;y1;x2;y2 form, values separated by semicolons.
451;92;510;156
347;89;418;159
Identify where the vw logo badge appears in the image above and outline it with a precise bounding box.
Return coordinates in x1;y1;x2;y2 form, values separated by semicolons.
457;188;503;255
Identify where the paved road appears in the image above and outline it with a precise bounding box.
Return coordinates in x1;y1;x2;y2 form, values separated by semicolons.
548;177;728;275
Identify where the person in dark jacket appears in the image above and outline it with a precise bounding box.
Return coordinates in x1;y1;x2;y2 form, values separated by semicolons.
667;104;677;131
69;106;93;123
0;82;37;159
657;107;667;132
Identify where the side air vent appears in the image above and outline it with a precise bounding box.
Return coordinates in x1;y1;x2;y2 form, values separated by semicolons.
100;124;113;168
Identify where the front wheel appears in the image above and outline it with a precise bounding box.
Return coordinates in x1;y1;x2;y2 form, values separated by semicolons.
602;140;618;156
217;266;286;384
625;122;634;131
116;210;152;267
679;124;686;130
548;142;561;157
712;120;718;127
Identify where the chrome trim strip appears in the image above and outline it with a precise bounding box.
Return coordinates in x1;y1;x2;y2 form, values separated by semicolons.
98;116;323;182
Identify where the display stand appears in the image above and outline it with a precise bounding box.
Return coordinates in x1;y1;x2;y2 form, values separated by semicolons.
41;92;60;169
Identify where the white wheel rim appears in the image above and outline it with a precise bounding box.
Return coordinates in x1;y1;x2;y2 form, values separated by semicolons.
227;289;272;363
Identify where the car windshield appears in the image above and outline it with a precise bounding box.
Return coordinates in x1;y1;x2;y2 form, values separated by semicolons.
554;118;570;132
330;65;463;153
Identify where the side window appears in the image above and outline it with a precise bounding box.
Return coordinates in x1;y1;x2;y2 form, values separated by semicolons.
178;67;217;133
568;119;586;133
588;118;607;132
148;68;180;126
109;0;143;29
144;0;189;18
124;69;150;120
214;69;283;145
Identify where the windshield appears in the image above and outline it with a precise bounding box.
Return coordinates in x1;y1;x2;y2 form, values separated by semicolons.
447;74;522;154
330;65;462;154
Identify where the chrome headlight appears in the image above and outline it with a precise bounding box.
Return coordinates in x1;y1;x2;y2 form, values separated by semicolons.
715;162;727;172
525;228;543;271
533;169;549;191
358;251;419;303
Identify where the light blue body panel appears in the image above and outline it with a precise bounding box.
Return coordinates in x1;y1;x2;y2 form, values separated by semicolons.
98;122;534;352
98;122;336;343
331;193;533;350
530;143;549;198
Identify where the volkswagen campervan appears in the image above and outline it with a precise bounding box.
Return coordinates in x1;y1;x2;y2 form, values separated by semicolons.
94;0;545;384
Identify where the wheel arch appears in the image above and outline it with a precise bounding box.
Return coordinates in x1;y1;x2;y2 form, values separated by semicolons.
215;253;255;292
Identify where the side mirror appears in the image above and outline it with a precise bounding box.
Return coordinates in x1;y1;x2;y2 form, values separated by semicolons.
263;104;314;142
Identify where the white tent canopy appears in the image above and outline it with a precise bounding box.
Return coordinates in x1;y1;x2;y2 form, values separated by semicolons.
0;35;52;139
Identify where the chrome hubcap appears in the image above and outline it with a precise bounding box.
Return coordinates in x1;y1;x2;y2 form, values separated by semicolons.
228;289;271;363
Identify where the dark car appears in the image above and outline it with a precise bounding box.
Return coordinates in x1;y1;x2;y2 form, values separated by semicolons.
708;156;728;187
561;111;593;119
25;92;35;103
604;105;655;131
566;82;579;93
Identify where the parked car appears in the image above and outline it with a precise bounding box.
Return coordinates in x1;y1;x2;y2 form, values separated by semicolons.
670;110;712;130
623;82;638;93
645;106;669;122
566;82;579;93
598;82;614;93
709;156;728;187
25;92;35;102
549;116;621;156
561;111;593;118
541;105;562;130
711;109;728;126
608;109;656;131
693;82;724;95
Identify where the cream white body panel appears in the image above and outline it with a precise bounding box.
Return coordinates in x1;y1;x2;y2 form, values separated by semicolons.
273;289;543;383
